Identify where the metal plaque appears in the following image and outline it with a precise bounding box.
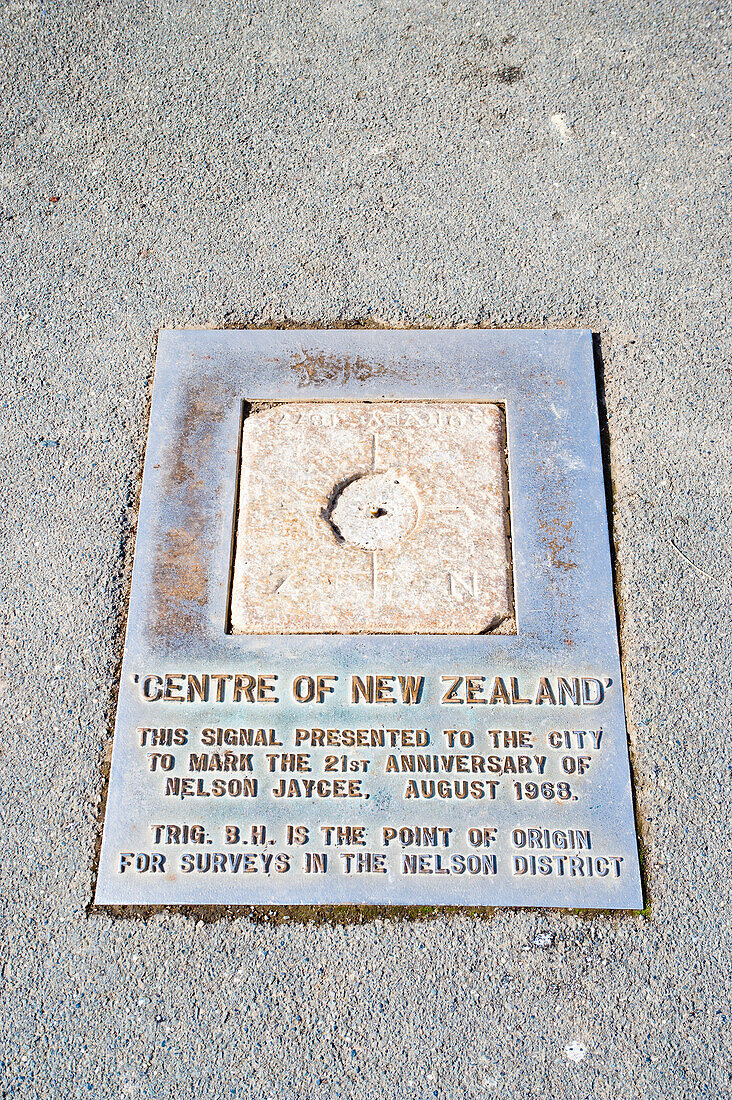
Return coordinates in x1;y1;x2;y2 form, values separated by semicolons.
95;329;643;909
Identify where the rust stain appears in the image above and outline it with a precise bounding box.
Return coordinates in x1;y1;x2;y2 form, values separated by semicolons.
149;381;231;646
547;521;577;573
153;527;208;615
268;349;411;387
535;461;578;648
536;483;577;573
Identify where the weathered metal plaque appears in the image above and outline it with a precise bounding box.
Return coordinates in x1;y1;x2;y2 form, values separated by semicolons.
95;330;643;909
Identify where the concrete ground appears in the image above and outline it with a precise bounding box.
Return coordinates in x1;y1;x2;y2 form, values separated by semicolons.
1;0;730;1096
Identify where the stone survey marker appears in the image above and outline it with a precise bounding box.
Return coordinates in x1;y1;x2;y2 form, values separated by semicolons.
95;330;643;909
230;401;512;634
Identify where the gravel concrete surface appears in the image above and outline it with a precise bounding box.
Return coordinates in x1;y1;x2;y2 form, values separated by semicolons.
1;0;730;1096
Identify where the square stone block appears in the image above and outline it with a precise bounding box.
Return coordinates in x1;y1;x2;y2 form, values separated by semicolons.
230;400;513;634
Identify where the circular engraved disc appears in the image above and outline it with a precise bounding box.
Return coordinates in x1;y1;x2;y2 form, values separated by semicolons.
329;472;420;550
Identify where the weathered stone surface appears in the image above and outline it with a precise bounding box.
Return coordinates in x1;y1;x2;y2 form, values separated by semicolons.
230;400;512;634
